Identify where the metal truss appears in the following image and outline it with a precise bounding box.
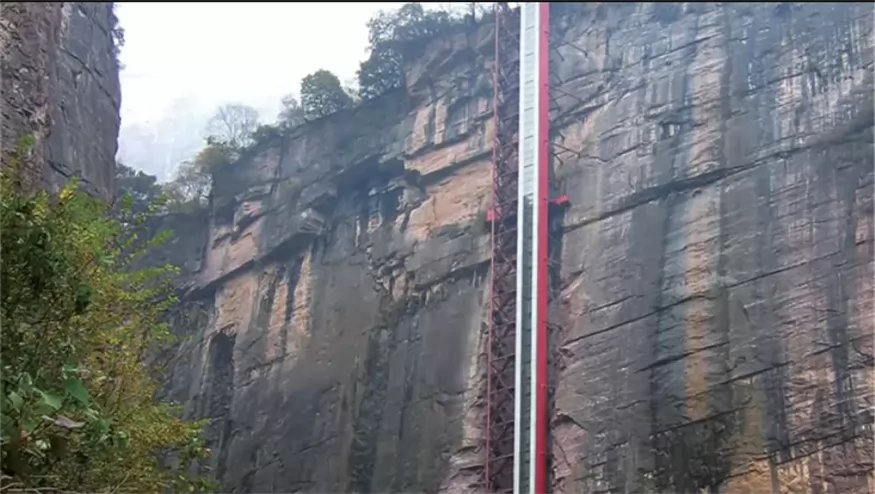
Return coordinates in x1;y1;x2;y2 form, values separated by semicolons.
485;2;521;493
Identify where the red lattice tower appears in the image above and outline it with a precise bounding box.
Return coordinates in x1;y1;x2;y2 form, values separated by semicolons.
485;3;521;493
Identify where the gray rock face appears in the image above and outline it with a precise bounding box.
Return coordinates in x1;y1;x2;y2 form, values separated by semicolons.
165;3;873;493
548;3;873;493
0;2;121;199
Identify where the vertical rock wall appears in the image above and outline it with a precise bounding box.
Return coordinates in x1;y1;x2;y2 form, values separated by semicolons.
0;2;121;199
548;3;874;493
165;2;873;493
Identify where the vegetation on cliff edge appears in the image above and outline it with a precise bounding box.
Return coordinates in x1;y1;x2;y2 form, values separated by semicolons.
127;3;488;215
230;3;481;151
357;2;470;100
1;138;216;493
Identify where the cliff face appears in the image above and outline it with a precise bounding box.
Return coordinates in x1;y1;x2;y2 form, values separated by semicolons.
166;3;874;493
0;2;121;199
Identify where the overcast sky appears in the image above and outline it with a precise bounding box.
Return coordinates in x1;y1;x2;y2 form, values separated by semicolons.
115;2;396;179
114;2;457;179
116;2;402;126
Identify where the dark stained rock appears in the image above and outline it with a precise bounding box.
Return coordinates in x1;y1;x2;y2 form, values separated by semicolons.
0;2;121;199
164;3;873;493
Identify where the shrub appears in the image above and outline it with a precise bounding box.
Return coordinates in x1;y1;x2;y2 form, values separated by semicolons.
0;140;216;493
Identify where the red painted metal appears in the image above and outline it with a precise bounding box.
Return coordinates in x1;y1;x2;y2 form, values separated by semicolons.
491;194;566;222
544;7;591;491
550;194;569;207
485;3;520;493
535;3;551;493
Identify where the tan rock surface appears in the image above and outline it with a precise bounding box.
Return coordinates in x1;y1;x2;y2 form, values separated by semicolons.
164;3;873;493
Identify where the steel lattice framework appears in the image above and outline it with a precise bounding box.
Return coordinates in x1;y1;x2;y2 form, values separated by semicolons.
485;3;521;493
485;3;575;493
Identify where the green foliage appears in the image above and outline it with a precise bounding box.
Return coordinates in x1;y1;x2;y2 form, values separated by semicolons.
266;4;475;131
342;83;362;106
300;70;353;120
357;46;404;101
115;163;165;215
357;3;463;100
276;94;306;130
0;141;216;493
163;140;234;211
116;109;241;216
251;124;282;146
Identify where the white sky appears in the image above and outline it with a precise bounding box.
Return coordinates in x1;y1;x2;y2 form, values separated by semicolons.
115;2;463;179
117;2;404;126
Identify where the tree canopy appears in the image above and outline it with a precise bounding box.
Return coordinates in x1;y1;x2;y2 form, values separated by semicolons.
300;70;353;120
162;140;235;210
203;103;260;149
247;4;478;133
357;3;463;100
115;163;163;214
0;140;215;492
277;94;306;130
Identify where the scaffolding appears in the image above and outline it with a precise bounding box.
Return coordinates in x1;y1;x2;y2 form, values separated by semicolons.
514;3;551;494
485;3;521;493
484;3;574;493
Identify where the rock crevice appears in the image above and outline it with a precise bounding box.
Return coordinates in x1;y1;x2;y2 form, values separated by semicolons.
165;3;873;493
1;2;121;199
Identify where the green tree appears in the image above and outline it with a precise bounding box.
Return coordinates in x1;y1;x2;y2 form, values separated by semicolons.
163;141;233;209
357;46;404;101
300;70;353;120
250;124;282;146
0;141;215;492
357;3;460;100
115;163;164;214
277;94;306;130
164;160;210;207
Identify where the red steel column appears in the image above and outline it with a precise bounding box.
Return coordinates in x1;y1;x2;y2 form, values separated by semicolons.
535;3;551;494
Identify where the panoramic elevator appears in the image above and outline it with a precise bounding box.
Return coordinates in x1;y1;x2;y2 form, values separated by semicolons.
485;3;566;493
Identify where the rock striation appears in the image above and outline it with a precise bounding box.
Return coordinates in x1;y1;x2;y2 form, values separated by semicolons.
164;3;873;493
0;2;121;199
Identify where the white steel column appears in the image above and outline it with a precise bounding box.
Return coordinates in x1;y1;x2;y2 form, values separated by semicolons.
514;3;543;493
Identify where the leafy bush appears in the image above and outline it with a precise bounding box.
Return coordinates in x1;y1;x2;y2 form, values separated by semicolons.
300;70;353;120
0;140;215;492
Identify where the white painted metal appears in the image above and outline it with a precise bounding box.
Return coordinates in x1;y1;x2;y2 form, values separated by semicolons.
515;3;542;494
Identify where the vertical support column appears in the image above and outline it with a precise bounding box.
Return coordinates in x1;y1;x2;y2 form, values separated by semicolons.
534;5;551;494
515;3;536;492
515;3;550;494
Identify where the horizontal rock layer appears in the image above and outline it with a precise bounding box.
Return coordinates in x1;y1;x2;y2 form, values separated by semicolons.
165;3;874;493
